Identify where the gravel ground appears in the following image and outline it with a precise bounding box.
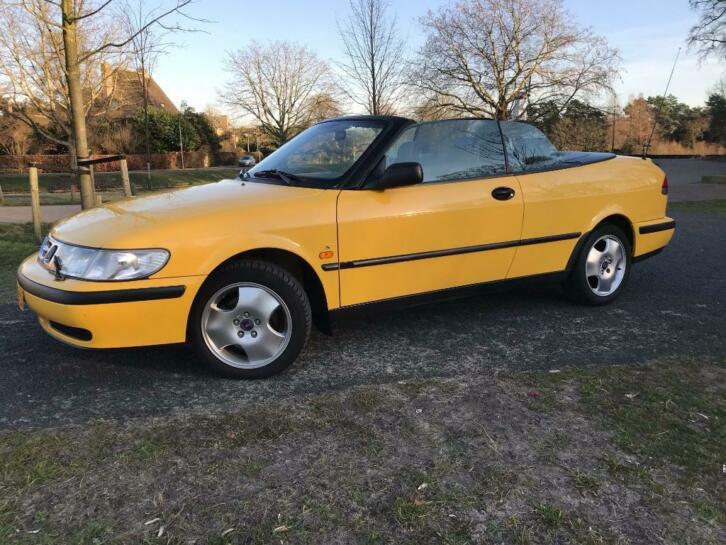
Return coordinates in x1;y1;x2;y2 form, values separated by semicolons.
1;209;724;430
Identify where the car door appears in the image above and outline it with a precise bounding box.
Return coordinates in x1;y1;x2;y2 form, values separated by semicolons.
500;121;592;279
335;119;524;307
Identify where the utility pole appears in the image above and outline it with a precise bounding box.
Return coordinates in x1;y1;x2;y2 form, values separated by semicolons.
61;0;94;210
141;59;152;189
179;100;186;169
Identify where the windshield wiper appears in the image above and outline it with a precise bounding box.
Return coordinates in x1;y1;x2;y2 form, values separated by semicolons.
252;169;305;185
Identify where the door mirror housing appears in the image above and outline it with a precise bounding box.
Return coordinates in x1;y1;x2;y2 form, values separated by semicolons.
374;162;423;190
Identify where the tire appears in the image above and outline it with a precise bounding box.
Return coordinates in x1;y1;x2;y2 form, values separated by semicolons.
189;259;312;378
564;224;632;306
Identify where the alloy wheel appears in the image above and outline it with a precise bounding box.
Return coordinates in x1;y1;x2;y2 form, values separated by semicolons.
201;282;292;369
585;235;626;296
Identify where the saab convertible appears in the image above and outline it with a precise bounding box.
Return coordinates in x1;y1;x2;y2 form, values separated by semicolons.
17;116;675;378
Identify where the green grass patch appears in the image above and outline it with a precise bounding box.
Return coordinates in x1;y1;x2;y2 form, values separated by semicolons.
1;361;724;543
0;167;239;194
579;362;725;481
533;503;565;527
1;193;85;206
529;360;726;526
669;199;726;215
570;469;601;495
701;174;726;184
0;223;48;303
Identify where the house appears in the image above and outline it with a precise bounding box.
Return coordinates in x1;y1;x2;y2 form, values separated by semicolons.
208;114;229;136
101;63;178;118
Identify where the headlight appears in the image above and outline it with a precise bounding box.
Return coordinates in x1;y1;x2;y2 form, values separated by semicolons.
38;237;169;281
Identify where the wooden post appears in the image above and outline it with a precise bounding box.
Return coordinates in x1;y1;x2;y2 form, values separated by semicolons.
95;194;103;206
28;166;42;243
88;163;97;205
120;158;132;197
0;183;4;205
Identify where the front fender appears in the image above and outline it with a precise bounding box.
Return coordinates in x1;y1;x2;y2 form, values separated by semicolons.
192;232;340;310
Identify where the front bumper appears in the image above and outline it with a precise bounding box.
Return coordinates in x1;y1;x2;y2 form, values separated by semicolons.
17;255;205;349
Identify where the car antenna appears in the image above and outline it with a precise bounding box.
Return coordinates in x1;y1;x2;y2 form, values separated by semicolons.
642;47;681;160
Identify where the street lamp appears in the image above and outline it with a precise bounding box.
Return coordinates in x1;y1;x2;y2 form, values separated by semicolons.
179;100;187;169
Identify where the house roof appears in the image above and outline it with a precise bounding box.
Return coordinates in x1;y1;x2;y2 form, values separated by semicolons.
102;64;178;116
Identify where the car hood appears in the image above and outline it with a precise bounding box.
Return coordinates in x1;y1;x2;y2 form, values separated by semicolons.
51;179;325;250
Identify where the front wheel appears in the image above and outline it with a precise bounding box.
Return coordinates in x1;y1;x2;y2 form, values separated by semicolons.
564;224;632;306
189;260;311;378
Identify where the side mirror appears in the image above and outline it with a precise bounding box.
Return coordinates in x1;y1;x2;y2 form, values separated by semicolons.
375;162;423;190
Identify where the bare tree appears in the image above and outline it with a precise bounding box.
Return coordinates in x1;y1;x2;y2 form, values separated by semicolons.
688;0;726;59
0;0;124;154
125;1;161;180
63;0;201;208
222;42;334;147
0;0;199;209
712;75;726;97
337;0;406;115
0;104;35;155
122;0;189;187
409;0;621;120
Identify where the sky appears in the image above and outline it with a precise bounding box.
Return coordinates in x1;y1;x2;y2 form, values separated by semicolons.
152;0;725;118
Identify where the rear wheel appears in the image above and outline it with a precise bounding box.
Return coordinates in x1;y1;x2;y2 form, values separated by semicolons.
189;260;311;378
564;224;631;305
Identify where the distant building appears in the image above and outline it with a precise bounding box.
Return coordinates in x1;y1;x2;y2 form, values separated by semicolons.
101;63;178;118
208;114;229;136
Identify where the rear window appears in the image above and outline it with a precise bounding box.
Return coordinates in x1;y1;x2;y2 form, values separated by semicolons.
500;121;559;172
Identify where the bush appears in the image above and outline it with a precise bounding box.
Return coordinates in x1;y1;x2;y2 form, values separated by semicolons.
183;109;221;161
133;108;200;153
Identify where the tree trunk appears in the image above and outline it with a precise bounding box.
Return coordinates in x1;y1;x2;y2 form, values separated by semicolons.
61;0;94;210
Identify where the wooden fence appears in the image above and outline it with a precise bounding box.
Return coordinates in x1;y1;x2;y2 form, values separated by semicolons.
24;155;133;242
0;151;237;173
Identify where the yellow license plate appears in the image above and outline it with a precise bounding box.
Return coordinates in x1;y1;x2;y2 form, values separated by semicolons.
16;282;25;311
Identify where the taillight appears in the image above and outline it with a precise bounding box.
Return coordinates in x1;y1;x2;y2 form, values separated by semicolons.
661;175;668;195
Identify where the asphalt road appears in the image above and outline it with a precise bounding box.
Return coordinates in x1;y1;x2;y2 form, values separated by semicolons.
653;157;726;185
1;209;724;430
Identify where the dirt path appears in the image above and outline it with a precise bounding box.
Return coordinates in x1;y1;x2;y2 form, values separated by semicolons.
0;204;81;223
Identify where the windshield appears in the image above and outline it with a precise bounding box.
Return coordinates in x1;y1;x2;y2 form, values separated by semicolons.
246;119;386;187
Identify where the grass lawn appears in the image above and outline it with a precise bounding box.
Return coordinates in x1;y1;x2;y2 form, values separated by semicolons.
702;175;726;184
0;167;240;205
0;359;723;545
669;199;726;215
0;223;48;304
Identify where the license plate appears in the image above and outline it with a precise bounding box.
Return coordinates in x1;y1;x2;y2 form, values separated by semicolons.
16;283;25;311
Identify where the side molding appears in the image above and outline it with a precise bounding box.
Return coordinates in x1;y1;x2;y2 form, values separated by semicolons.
322;232;581;271
639;220;676;234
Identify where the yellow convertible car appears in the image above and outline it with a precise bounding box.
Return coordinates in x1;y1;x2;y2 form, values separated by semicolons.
17;116;675;378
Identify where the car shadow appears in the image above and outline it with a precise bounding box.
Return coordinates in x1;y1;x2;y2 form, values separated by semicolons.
38;282;567;379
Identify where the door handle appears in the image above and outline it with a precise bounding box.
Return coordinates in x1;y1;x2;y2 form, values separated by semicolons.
492;186;516;201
